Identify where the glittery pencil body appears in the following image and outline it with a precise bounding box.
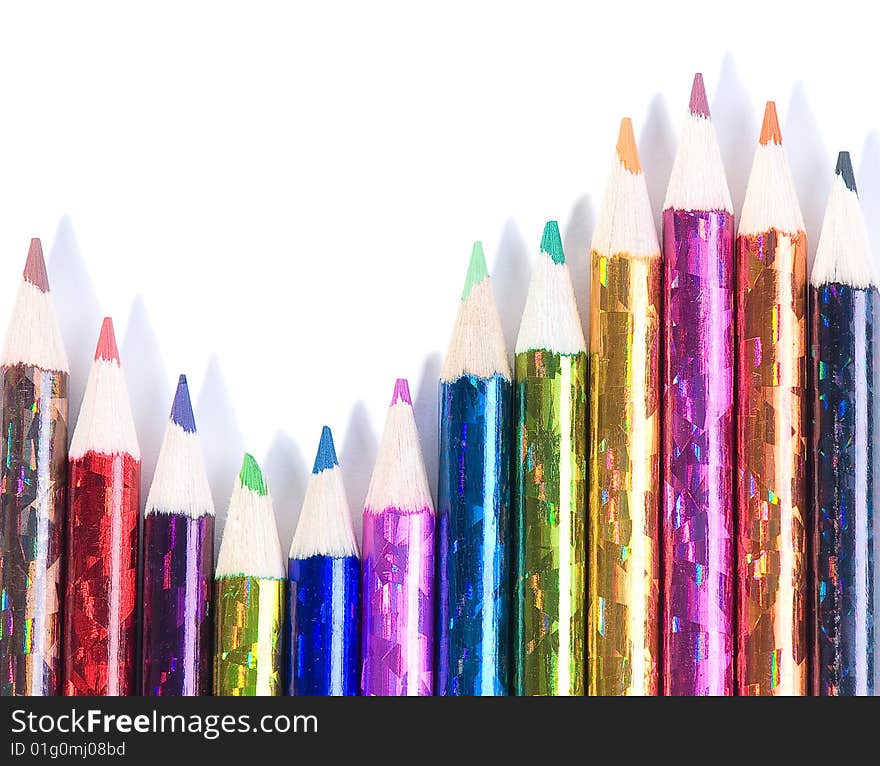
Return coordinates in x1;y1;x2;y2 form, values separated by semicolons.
662;209;734;695
214;576;285;695
287;555;359;695
141;376;214;696
361;507;434;695
514;352;587;695
0;366;68;695
213;454;285;696
437;244;513;696
142;514;213;695
811;153;880;696
813;283;880;694
588;253;662;695
514;223;587;696
438;374;512;695
661;78;736;695
361;379;435;696
588;121;662;695
63;451;140;696
737;229;808;695
736;105;808;695
62;319;140;696
0;240;69;696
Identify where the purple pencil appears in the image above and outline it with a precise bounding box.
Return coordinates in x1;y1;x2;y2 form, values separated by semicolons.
141;375;215;695
361;378;435;696
662;74;735;695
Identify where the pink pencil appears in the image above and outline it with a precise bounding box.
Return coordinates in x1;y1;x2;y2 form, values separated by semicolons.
360;379;435;696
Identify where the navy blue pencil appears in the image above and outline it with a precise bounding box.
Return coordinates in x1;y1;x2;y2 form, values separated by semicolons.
811;152;880;695
286;427;360;695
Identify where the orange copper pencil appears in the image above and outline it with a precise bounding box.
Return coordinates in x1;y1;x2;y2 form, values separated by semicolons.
736;102;808;695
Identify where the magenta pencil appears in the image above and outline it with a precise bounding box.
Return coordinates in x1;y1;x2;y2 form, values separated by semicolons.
662;74;735;695
360;378;435;696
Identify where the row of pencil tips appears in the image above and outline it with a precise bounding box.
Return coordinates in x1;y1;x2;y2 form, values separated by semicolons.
1;70;876;697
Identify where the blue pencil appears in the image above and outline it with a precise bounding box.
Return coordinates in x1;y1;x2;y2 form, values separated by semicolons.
437;242;513;695
286;426;360;695
811;152;880;695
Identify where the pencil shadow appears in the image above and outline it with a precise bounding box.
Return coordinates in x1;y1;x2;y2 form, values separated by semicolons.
785;81;830;269
46;216;102;419
195;355;246;541
121;296;170;504
562;195;594;337
413;352;442;504
713;54;755;216
340;400;378;543
264;430;309;555
638;93;675;227
857;133;880;275
493;218;530;355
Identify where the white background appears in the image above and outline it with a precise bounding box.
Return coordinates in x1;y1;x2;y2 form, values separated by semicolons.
2;2;878;549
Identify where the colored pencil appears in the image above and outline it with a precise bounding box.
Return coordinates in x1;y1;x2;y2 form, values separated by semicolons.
0;239;69;696
588;118;662;696
62;317;141;696
141;374;214;696
661;74;735;696
514;221;587;696
811;152;880;696
437;242;512;696
286;426;360;696
213;453;285;696
360;378;435;696
736;102;808;696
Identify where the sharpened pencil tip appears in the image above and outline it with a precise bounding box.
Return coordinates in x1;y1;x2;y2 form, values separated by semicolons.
760;101;782;145
689;73;710;118
391;378;412;406
836;151;857;194
461;241;489;301
239;453;268;496
312;426;338;473
616;117;642;173
540;220;565;265
170;374;197;433
94;317;120;362
23;238;50;292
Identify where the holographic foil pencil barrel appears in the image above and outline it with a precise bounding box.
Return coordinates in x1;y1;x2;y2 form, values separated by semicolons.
287;555;359;695
812;283;880;695
588;253;662;695
0;366;68;695
588;120;662;696
437;373;512;695
361;507;435;695
64;451;141;696
142;513;214;695
514;353;587;695
361;379;435;696
736;103;808;695
737;229;808;695
0;239;69;696
214;576;285;695
662;208;735;695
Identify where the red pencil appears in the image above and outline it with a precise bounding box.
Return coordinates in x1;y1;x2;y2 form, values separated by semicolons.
62;318;141;696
